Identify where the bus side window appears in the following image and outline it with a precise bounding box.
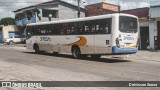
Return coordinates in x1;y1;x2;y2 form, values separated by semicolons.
26;26;32;39
78;22;85;35
53;24;59;35
84;21;91;34
60;23;67;35
74;22;78;35
90;20;96;34
99;18;112;34
67;23;71;35
45;25;52;35
48;25;52;35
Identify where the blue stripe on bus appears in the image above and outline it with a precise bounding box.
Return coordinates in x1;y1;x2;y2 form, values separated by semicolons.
112;46;138;54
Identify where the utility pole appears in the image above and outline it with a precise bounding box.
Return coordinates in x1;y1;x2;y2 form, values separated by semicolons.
77;0;81;18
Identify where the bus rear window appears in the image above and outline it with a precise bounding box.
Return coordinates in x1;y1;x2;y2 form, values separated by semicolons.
119;16;138;33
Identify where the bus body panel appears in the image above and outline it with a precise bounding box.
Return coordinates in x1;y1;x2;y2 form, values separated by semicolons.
95;35;112;54
26;13;139;56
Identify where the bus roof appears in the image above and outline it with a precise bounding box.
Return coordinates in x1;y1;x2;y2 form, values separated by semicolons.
27;13;138;26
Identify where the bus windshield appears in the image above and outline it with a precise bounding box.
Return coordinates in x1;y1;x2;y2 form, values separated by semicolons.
119;16;138;33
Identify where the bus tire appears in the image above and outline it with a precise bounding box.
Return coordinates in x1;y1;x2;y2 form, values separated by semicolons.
72;46;81;58
91;55;101;59
34;44;40;54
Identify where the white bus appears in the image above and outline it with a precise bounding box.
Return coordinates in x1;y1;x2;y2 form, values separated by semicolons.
26;13;139;59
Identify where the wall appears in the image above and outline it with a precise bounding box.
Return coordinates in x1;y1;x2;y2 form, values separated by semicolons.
85;3;119;17
2;25;18;39
102;3;119;11
35;4;85;23
149;20;157;49
58;4;85;19
150;7;160;18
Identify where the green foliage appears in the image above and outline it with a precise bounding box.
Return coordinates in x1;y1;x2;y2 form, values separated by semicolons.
0;17;15;26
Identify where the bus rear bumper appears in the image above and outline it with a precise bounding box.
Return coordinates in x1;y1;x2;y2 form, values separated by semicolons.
112;46;138;54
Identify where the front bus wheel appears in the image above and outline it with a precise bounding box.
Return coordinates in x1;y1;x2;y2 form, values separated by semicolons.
72;47;81;58
34;45;40;54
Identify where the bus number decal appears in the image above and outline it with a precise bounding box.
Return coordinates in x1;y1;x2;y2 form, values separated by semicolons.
123;36;134;41
40;37;51;41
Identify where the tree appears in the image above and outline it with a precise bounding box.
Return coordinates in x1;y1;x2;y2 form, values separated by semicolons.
0;17;15;26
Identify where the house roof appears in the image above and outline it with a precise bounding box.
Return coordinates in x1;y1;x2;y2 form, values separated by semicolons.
120;7;149;19
86;2;120;7
13;0;85;12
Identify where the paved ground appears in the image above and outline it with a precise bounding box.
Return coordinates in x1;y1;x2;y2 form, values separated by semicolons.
0;44;160;90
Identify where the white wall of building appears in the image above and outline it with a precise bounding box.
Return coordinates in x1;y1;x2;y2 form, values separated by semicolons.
149;20;157;49
149;6;160;50
150;7;160;18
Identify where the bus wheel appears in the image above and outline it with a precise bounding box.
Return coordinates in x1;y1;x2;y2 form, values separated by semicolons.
72;47;81;58
91;55;102;59
34;45;40;54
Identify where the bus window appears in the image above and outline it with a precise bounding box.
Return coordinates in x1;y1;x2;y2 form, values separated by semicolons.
119;16;137;33
60;23;67;35
52;24;59;35
90;20;96;34
78;22;85;35
67;23;71;35
84;21;91;34
48;24;54;35
71;22;78;35
26;26;32;39
98;18;111;34
84;20;96;34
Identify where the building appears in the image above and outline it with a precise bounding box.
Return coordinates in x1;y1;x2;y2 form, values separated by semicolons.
85;2;120;17
0;25;18;43
0;25;3;43
13;0;85;35
2;25;19;39
149;5;160;50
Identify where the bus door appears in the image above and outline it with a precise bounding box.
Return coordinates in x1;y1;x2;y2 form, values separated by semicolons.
38;25;53;52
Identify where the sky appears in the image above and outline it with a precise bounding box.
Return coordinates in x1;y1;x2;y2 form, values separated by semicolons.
0;0;159;19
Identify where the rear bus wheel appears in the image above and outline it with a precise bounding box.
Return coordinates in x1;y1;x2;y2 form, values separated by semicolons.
72;47;81;58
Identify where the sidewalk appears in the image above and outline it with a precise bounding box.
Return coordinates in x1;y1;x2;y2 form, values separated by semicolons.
125;50;160;61
102;50;160;62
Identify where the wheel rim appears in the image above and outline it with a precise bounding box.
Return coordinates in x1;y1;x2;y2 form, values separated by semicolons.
73;48;80;58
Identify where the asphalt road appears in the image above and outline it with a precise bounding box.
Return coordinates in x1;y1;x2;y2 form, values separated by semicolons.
0;45;160;90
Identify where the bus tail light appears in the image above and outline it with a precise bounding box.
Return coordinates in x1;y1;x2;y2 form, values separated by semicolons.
116;37;120;48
